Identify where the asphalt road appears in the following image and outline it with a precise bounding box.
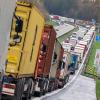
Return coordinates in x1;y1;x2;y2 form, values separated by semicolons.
41;75;96;100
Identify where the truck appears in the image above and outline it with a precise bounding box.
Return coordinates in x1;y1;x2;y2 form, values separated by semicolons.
34;25;56;95
34;25;68;95
69;37;77;46
56;51;70;88
74;46;85;60
0;0;16;99
68;54;79;74
48;40;65;91
62;42;73;52
78;40;88;51
2;1;45;100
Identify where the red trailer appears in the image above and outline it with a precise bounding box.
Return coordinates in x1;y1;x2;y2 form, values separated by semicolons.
34;25;56;95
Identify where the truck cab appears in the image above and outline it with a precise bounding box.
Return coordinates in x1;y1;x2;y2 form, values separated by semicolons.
68;54;79;74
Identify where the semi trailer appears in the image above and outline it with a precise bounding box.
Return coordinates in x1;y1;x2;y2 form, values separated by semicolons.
68;54;79;74
56;52;70;88
48;40;64;91
34;25;56;95
34;25;69;94
2;1;45;100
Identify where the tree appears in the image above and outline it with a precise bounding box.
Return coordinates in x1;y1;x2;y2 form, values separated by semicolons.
43;0;100;22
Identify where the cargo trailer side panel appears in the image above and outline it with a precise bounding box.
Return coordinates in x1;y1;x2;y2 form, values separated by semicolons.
43;26;56;76
50;40;62;78
6;3;31;74
6;3;45;76
36;26;56;77
19;6;45;76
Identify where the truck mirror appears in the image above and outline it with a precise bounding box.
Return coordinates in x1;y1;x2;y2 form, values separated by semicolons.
15;18;23;33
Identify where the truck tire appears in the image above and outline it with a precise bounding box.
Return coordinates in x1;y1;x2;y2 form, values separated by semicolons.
58;79;64;89
49;81;55;92
39;79;46;96
42;79;49;95
15;78;25;100
54;79;59;90
65;75;69;84
24;79;33;100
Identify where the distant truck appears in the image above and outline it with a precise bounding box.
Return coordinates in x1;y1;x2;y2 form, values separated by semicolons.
56;52;70;88
68;54;79;74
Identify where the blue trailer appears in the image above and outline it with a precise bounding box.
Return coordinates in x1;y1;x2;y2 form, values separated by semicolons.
68;54;78;74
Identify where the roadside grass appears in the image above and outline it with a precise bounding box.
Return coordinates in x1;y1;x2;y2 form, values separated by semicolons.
85;33;100;76
96;79;100;100
84;33;100;100
85;42;100;76
46;20;58;26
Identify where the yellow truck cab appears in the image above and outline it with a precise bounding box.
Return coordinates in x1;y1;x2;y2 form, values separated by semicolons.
2;1;45;100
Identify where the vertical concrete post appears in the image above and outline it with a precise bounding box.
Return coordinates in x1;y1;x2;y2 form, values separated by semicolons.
0;0;16;98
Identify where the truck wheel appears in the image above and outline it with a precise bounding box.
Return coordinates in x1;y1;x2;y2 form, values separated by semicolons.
24;79;33;100
65;75;69;84
45;80;49;92
15;78;25;100
48;80;55;92
51;82;55;91
58;83;64;88
43;79;49;95
39;79;46;96
66;75;69;83
62;81;65;88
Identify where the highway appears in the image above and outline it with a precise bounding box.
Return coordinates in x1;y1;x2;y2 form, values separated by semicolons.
41;75;96;100
31;25;96;100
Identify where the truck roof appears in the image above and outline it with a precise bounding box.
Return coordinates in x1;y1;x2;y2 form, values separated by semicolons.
78;41;88;45
75;46;85;50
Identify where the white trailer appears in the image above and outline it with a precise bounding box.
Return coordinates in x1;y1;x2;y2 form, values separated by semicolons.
78;41;88;46
62;42;72;52
78;40;88;50
0;0;16;98
74;46;86;60
69;37;77;47
83;36;91;43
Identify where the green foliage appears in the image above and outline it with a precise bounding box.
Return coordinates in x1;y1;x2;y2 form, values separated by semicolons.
86;33;100;76
46;20;58;26
96;79;100;100
43;0;100;22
